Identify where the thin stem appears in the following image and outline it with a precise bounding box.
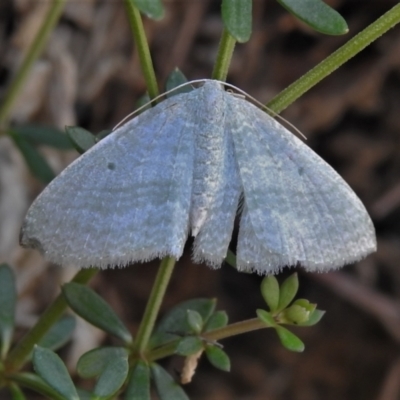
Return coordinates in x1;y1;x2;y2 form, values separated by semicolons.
212;28;236;82
5;268;98;373
267;2;400;113
0;0;66;128
133;257;176;355
148;318;266;361
124;0;159;99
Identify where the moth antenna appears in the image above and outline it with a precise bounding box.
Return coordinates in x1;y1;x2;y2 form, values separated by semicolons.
113;79;209;131
218;81;307;141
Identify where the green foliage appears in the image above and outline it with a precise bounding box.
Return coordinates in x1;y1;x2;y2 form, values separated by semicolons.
62;283;132;344
176;336;204;356
10;125;74;150
37;315;76;352
0;264;16;358
275;326;305;352
221;0;252;43
149;298;216;349
261;276;280;312
32;346;79;400
151;363;189;400
205;345;231;372
204;311;228;332
65;126;97;154
124;361;151;400
257;273;324;352
9;130;55;183
166;69;192;97
277;0;348;35
132;0;164;20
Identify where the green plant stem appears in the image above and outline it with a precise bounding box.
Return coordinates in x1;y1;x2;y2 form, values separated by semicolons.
0;0;66;128
124;0;159;99
267;2;400;113
9;373;65;400
148;318;266;361
133;257;176;356
5;268;98;373
212;28;236;82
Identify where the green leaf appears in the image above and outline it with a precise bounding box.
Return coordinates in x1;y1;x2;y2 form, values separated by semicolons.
136;92;152;114
77;347;129;378
186;310;203;334
151;363;189;400
261;276;280;312
205;346;230;372
176;336;204;356
76;388;93;400
0;264;16;358
10;125;74;149
33;346;79;400
38;315;75;352
256;309;277;328
9;383;26;400
132;0;164;20
62;283;132;343
149;298;216;349
225;249;237;268
221;0;252;43
282;304;310;324
204;311;228;332
124;360;151;400
96;129;112;140
277;273;299;311
276;0;348;35
275;326;305;352
10;132;55;183
11;372;66;400
65;126;97;154
297;309;325;326
93;355;129;398
166;69;192;97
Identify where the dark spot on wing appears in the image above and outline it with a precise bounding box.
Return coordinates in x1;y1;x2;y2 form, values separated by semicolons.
107;162;116;171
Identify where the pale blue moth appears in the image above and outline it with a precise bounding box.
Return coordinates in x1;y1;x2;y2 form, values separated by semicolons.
20;80;377;274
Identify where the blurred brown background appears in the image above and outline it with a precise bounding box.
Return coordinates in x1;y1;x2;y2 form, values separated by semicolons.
1;0;400;399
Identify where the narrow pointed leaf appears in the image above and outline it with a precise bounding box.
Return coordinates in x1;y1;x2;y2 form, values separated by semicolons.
186;310;203;334
10;125;74;149
261;276;280;312
221;0;252;43
277;273;299;311
10;133;55;183
0;263;16;358
33;346;79;400
276;0;348;35
256;309;277;328
150;299;216;349
166;69;192;97
204;311;228;332
297;309;325;326
124;360;151;400
205;346;230;372
65;126;97;154
275;326;305;352
132;0;164;20
11;372;66;400
9;383;26;400
93;355;129;397
62;283;132;343
77;347;129;378
151;363;189;400
38;315;75;352
225;250;237;268
176;336;204;356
